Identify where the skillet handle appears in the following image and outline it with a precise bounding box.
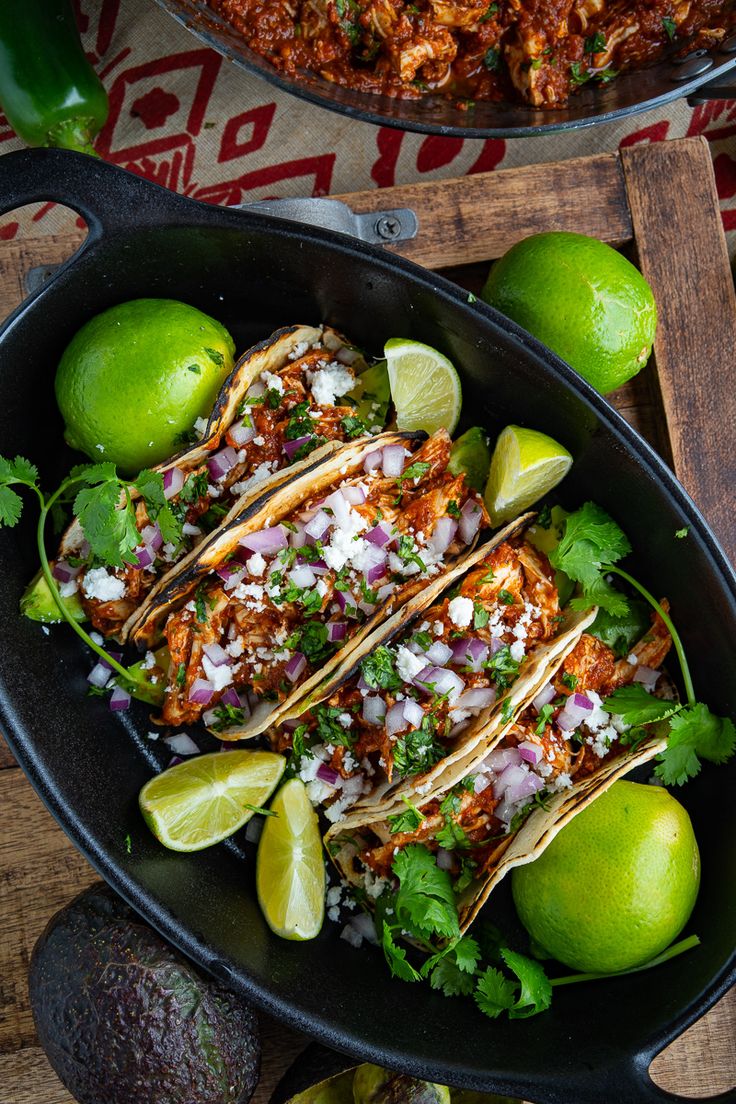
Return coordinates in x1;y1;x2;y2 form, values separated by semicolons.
564;1051;736;1104
0;147;193;238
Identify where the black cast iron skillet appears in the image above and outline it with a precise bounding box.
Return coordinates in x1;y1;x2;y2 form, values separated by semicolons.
155;0;736;138
0;149;734;1104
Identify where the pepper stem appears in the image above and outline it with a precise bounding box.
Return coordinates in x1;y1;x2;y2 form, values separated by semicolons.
46;118;100;157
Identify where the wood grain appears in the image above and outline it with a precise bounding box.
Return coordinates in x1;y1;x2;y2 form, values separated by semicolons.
621;136;736;566
333;152;633;270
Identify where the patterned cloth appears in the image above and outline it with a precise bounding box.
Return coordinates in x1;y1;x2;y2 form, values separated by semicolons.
1;0;734;257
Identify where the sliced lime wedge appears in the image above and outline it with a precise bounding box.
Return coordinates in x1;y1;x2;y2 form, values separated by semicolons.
256;778;325;941
139;750;285;852
385;337;462;436
484;425;573;525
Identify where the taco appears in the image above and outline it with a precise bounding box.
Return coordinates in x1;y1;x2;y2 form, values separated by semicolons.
141;429;491;738
270;526;597;823
50;324;388;642
327;606;673;933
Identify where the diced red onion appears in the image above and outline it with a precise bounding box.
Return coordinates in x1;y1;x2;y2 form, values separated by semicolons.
182;522;202;538
429;516;457;555
386;701;409;736
459;498;482;544
163;466;185;499
366;560;388;585
518;740;543;765
341;484;366;506
140;523;163;551
283;435;313;460
109;686;131;712
239;525;288;554
376;582;395;603
132;544;155;569
633;665;661;690
207;445;239;482
363;449;383;474
402;698;425;728
246;380;265;399
493;763;529;799
365;523;393;548
87;662;112;689
216;563;241;584
485;747;522;773
381;444;406;478
436;848;454;871
188;678;215;705
164;733;200;756
220;686;244;709
230;418;256;446
532;683;556;713
289;564;316;589
335;589;349;614
454;686;496;712
317;763;340;787
327;621;347;643
474;774;491;794
285;652;307;683
307;559;329;575
451;637;472;664
305;510;332;540
426;641;453;666
99;650;123;671
414;666;464;701
168;756;184;768
335;345;361;366
505;770;545;804
203;642;230;667
362;695;387;724
52;559;81;583
556;693;594;733
357;674;369;691
358;599;377;616
324;489;352;530
495;798;518;826
290;521;307;549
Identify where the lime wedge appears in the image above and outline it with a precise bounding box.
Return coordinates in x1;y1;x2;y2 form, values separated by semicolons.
484;425;573;525
448;426;491;491
139;750;285;852
256;778;325;941
385;338;462;436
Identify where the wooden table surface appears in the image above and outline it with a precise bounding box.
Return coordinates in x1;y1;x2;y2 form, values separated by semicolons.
1;138;734;1102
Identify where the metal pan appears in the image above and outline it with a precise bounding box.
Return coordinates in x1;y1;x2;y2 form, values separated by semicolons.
155;0;736;138
0;149;734;1103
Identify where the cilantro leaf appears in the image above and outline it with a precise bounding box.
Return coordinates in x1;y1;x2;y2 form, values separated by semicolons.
603;684;680;727
360;646;402;691
427;937;481;997
74;479;139;568
134;468;182;545
381;922;421;982
393;844;460;941
655;704;736;786
500;948;552;1019
0;455;42;527
588;600;651;658
0;485;23;527
388;795;426;834
549;502;631;615
474;967;517;1018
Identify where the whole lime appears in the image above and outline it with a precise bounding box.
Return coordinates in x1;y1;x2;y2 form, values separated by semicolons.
482;232;657;395
511;780;700;974
55;298;235;475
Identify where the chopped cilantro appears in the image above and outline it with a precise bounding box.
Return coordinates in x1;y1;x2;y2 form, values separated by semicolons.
535;704;555;734
285;401;315;441
675;526;689;539
561;672;578;691
124;834;132;854
209;703;246;731
473;601;490;629
176;662;187;688
312;704;355;747
394;716;444;777
484;47;501;70
388;795;426;834
498;589;515;605
398;534;426;573
484;644;520;690
447;500;461;518
663;16;676;39
361;646;402;691
584;31;606;52
341;414;368;438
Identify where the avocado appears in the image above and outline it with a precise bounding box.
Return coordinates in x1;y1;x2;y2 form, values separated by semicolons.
352;1065;451;1104
21;569;86;623
29;882;260;1104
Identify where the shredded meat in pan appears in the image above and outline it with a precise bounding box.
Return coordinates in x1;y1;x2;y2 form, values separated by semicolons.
207;0;734;107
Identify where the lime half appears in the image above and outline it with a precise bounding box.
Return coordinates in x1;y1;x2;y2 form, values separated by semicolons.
385;338;462;436
139;750;285;852
484;425;572;525
256;778;325;941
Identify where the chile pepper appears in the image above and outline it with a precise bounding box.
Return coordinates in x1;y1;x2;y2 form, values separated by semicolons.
0;0;109;156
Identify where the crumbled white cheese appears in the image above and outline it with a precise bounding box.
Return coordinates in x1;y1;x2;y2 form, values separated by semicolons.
253;435;265;447
550;771;573;791
141;650;156;670
231;461;275;498
261;371;284;394
434;620;444;636
288;341;309;361
396;646;426;685
246;552;266;577
448;595;473;628
82;568;126;603
202;655;233;691
59;580;79;598
340;924;363;949
307;362;354;406
194;416;208;437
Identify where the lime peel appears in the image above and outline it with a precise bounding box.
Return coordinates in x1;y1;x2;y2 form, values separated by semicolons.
385;337;462;436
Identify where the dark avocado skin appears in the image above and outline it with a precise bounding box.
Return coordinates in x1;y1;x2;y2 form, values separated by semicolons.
29;882;260;1104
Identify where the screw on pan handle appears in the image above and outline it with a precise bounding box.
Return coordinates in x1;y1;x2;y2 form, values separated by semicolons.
0;147;195;239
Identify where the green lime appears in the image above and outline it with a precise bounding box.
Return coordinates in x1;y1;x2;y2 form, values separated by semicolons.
448;426;491;491
385;338;462;436
512;780;700;974
55;298;236;475
484;425;572;525
256;778;325;941
482;232;657;395
139;750;285;852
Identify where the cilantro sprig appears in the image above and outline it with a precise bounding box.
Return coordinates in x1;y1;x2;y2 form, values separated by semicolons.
0;454;181;688
550;502;735;784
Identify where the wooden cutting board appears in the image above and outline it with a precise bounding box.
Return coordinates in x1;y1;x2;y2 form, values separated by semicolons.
0;135;734;1103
